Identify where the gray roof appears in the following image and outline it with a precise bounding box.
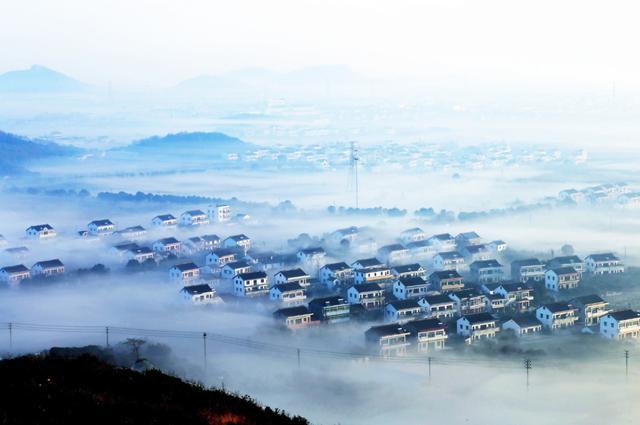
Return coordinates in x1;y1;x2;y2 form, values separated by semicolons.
423;294;454;305
27;224;54;232
154;214;176;221
392;263;423;274
542;302;575;313
237;271;267;280
471;259;503;268
157;237;180;245
365;324;410;338
512;258;543;267
224;260;250;270
398;276;427;287
551;266;578;275
352;258;382;267
181;284;213;295
351;283;383;292
324;262;351;272
388;299;421;311
462;313;496;325
277;268;309;279
437;251;464;260
1;264;29;274
274;306;311;318
34;259;64;269
89;219;113;227
184;210;206;216
572;294;605;305
271;282;303;293
588;253;620;262
608;310;640;321
173;262;199;272
430;270;462;280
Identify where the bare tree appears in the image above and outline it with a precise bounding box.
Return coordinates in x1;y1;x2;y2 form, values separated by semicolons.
124;338;146;361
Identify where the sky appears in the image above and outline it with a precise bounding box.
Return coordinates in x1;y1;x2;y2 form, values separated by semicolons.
2;0;640;89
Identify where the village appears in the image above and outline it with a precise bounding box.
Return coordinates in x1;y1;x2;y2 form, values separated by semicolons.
0;200;637;360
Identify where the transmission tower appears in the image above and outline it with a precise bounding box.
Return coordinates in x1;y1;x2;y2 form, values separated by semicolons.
348;141;360;209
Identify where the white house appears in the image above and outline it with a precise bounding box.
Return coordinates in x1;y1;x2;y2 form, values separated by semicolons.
297;247;326;264
427;233;456;252
365;324;411;357
584;253;625;275
328;226;359;247
182;237;205;254
432;251;466;272
233;271;269;297
180;210;209;226
571;294;610;327
545;267;580;291
536;303;579;330
31;259;65;277
0;264;31;285
455;231;482;247
502;316;542;337
273;306;314;330
600;310;640;340
449;289;489;315
319;262;353;289
547;255;584;274
347;283;385;309
223;234;251;254
487;240;507;253
405;240;436;259
377;244;410;265
152;214;177;227
456;313;499;343
169;263;200;284
207;204;231;223
353;265;393;288
125;247;155;263
351;258;382;269
511;258;545;283
429;270;465;293
470;259;504;284
391;263;426;279
269;282;306;306
205;249;237;267
494;282;534;312
153;237;181;254
400;227;427;245
459;244;491;263
274;268;310;287
181;284;221;304
404;318;448;352
419;294;457;320
385;299;423;323
201;234;220;250
393;276;429;300
88;219;115;236
26;224;57;240
220;260;251;279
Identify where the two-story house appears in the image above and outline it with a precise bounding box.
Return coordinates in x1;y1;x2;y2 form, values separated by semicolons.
319;262;353;289
469;259;504;284
432;251;466;272
400;227;427;245
385;299;423;323
169;263;200;284
269;282;306;306
274;268;311;288
536;303;579;330
457;313;499;343
393;276;429;300
353;265;393;290
455;231;482;247
26;224;57;240
273;306;315;330
153;237;181;254
223;234;251;254
419;294;457;320
404;318;448;352
0;264;31;285
308;296;350;323
571;294;610;327
179;210;209;226
88;219;115;236
207;204;231;223
449;289;489;315
494;282;534;312
391;263;426;280
181;284;221;304
377;244;410;265
545;267;580;291
585;253;625;275
547;255;584;275
600;310;640;340
233;271;269;297
365;324;411;357
31;259;65;277
347;283;385;309
427;233;456;252
502;315;542;337
459;244;492;263
511;258;545;283
152;214;177;227
220;260;252;280
429;270;465;293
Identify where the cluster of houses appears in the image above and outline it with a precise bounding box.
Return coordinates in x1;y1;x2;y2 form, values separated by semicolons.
559;183;639;207
2;211;636;356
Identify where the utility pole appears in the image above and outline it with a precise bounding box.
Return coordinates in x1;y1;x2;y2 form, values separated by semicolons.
625;350;629;377
348;142;360;209
297;348;301;369
8;322;13;354
203;333;208;374
524;359;532;388
428;356;432;382
105;326;110;347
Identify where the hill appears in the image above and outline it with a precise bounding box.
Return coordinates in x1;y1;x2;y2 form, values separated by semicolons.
0;131;81;175
122;131;256;155
0;65;87;93
0;354;309;425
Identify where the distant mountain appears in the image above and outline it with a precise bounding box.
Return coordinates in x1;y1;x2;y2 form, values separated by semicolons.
171;75;250;95
0;65;87;93
0;131;81;174
123;131;256;155
282;64;365;86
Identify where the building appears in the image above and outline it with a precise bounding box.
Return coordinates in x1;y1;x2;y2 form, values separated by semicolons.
385;299;423;323
545;267;580;291
269;282;306;306
273;306;314;330
205;249;237;267
432;251;466;272
487;240;507;253
308;296;350;323
347;283;385;309
404;318;448;352
201;234;220;251
153;237;181;254
353;265;393;289
405;240;436;259
274;268;311;287
0;264;30;284
112;242;139;258
152;214;177;227
319;262;353;289
429;270;465;293
419;294;457;320
600;310;640;340
220;260;252;279
233;271;269;297
392;276;429;300
169;263;200;284
180;210;209;226
459;244;491;263
377;244;410;265
296;247;326;264
207;204;231;223
31;259;65;277
181;284;221;304
585;253;625;275
502;315;543;337
351;258;383;269
125;247;155;263
115;225;147;240
390;263;426;280
365;324;411;357
547;255;584;274
88;219;115;236
571;294;610;327
469;259;504;284
494;282;534;312
223;234;251;254
427;233;456;252
536;303;579;330
400;227;427;244
26;224;56;240
455;231;482;247
511;258;545;283
449;289;489;315
328;226;359;247
457;313;499;343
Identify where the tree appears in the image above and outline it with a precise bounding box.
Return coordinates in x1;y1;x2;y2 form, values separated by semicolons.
560;244;574;256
